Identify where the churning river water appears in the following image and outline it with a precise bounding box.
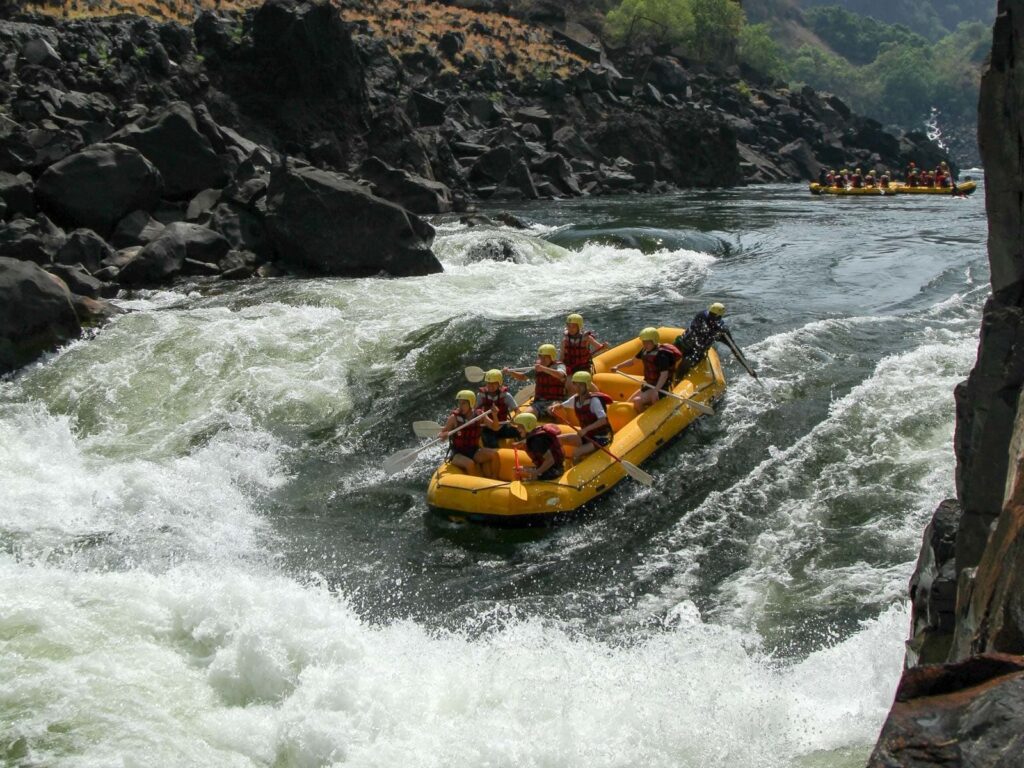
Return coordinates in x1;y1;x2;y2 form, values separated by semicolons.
0;180;988;767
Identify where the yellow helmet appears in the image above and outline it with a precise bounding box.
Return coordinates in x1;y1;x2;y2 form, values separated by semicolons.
639;327;660;343
571;370;592;385
709;302;726;317
514;412;538;431
456;389;477;408
538;343;557;359
484;369;503;384
856;168;861;173
566;313;583;328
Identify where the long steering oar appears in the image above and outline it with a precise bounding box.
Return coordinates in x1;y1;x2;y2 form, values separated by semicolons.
721;331;770;393
464;365;531;383
613;372;715;416
553;414;653;487
385;411;490;475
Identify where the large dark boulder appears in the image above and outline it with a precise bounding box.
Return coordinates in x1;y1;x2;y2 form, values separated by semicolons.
35;143;163;237
0;215;66;265
206;202;273;259
55;229;116;274
264;162;441;277
359;157;452;214
117;229;188;286
0;256;81;374
110;102;229;199
110;211;166;249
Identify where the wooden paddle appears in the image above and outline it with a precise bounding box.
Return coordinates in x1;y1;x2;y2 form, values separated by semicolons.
385;411;490;475
552;413;653;487
612;371;715;416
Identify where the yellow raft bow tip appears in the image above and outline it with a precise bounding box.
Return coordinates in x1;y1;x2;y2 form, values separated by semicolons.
426;327;727;526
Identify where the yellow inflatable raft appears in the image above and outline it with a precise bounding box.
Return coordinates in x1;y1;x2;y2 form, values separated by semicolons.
890;181;977;195
427;327;726;526
808;181;977;196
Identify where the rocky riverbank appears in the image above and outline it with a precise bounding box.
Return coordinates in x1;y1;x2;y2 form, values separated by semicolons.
868;1;1024;764
0;0;949;374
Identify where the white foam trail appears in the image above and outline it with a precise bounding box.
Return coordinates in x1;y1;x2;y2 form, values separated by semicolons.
0;560;904;768
634;323;977;630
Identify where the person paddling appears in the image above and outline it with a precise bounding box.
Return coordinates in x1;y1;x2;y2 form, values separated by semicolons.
439;390;499;478
673;303;728;382
512;412;565;481
478;369;520;448
505;343;566;418
612;327;680;414
550;371;614;465
561;313;607;378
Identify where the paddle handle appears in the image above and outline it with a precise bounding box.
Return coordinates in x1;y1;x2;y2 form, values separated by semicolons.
426;411;490;453
553;412;621;466
616;371;700;404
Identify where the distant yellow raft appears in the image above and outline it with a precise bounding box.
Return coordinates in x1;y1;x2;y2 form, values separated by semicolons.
809;181;977;196
427;327;726;526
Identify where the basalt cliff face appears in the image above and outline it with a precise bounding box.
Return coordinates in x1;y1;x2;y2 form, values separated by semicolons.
869;1;1024;765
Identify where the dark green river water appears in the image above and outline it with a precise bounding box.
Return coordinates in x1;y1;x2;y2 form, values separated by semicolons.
0;180;988;767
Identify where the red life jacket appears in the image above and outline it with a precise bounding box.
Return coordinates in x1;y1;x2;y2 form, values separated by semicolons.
574;392;614;434
641;344;681;385
535;367;565;401
449;408;484;453
562;330;593;371
526;424;564;469
477;386;511;420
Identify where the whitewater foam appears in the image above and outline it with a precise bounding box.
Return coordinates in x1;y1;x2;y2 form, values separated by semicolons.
0;560;904;768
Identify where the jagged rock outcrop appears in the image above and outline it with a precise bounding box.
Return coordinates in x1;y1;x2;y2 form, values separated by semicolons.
868;654;1024;767
872;1;1024;763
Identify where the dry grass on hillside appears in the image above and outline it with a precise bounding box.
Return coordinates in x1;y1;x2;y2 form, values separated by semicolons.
22;0;252;22
342;0;585;80
22;0;587;81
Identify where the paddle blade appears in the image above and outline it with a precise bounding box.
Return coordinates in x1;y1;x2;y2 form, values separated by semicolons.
383;447;420;475
684;398;715;416
509;480;529;501
464;366;485;383
514;384;535;406
412;421;443;439
621;460;655;487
